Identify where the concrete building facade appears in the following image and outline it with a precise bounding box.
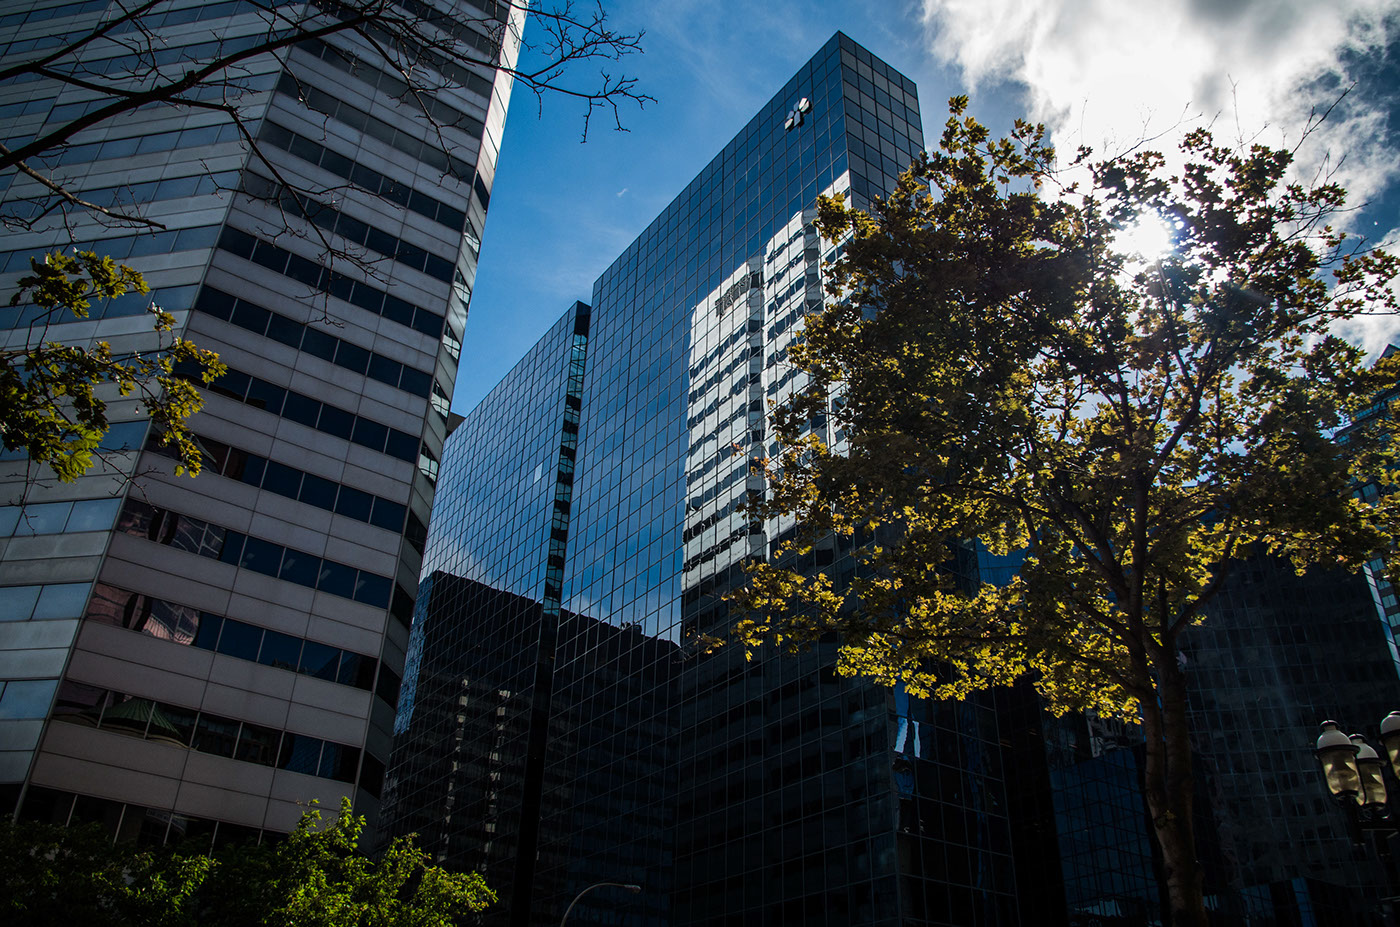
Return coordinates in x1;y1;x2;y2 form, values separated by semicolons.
0;0;519;844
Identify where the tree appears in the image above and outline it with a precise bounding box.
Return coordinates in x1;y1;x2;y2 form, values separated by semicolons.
731;97;1400;926
0;811;211;927
1;798;495;927
0;0;649;231
1;250;224;482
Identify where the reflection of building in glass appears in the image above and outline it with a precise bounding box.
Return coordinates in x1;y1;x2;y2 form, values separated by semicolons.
0;1;521;843
383;569;680;920
1346;343;1400;682
996;683;1163;927
386;32;1020;927
994;546;1400;925
1184;556;1399;922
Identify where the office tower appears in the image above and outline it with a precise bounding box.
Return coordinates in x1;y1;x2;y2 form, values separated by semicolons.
385;33;1021;927
0;0;520;844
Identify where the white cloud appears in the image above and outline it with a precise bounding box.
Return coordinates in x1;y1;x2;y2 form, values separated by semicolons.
919;0;1400;348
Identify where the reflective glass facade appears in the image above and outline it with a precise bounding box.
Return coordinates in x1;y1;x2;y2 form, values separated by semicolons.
0;0;520;842
386;33;1020;927
994;552;1400;926
1183;557;1399;922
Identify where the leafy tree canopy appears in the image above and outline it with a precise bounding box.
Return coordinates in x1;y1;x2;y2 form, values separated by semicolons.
736;97;1400;718
1;798;494;927
0;251;224;482
730;96;1400;924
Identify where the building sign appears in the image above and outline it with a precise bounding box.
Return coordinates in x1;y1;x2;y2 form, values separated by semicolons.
784;97;812;130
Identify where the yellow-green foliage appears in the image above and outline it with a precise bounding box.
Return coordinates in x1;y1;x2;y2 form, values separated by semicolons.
732;97;1400;722
0;251;224;480
1;798;495;927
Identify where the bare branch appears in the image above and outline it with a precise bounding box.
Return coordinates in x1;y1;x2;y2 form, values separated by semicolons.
0;0;650;229
0;143;166;231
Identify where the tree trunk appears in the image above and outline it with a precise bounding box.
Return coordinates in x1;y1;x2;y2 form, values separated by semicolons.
1141;658;1208;927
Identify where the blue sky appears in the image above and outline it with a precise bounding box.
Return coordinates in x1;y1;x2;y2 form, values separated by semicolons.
456;0;1400;415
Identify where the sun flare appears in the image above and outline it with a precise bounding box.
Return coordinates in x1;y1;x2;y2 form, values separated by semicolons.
1116;215;1175;261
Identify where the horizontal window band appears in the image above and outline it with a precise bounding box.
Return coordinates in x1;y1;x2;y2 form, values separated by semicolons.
28;122;243;169
195;286;433;399
176;358;420;463
243;175;455;282
216;227;445;339
51;679;383;795
18;783;280;848
0;496;121;538
42;32;268;80
85;582;401;708
0;0;109;28
0;581;91;621
145;429;407;534
0;225;220;277
107;0;249;34
116;498;393;609
3;169;240;224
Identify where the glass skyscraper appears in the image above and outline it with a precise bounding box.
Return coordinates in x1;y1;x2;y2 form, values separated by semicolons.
0;0;519;844
385;32;1020;927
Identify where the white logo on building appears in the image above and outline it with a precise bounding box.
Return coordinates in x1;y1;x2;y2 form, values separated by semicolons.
784;97;812;131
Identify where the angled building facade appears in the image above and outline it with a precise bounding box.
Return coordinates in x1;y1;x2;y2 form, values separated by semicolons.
385;33;1021;927
0;0;519;844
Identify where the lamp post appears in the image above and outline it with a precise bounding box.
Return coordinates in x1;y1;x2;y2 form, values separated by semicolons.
1315;719;1400;842
1316;720;1362;803
1314;718;1400;916
559;881;642;927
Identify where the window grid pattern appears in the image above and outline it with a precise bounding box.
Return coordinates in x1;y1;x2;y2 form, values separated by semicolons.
51;681;376;791
384;33;1019;927
116;499;393;608
194;286;436;399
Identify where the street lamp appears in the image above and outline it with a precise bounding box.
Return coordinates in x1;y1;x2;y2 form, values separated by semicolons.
1315;720;1361;801
1313;717;1400;920
559;881;642;927
1357;735;1390;808
1380;711;1400;778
